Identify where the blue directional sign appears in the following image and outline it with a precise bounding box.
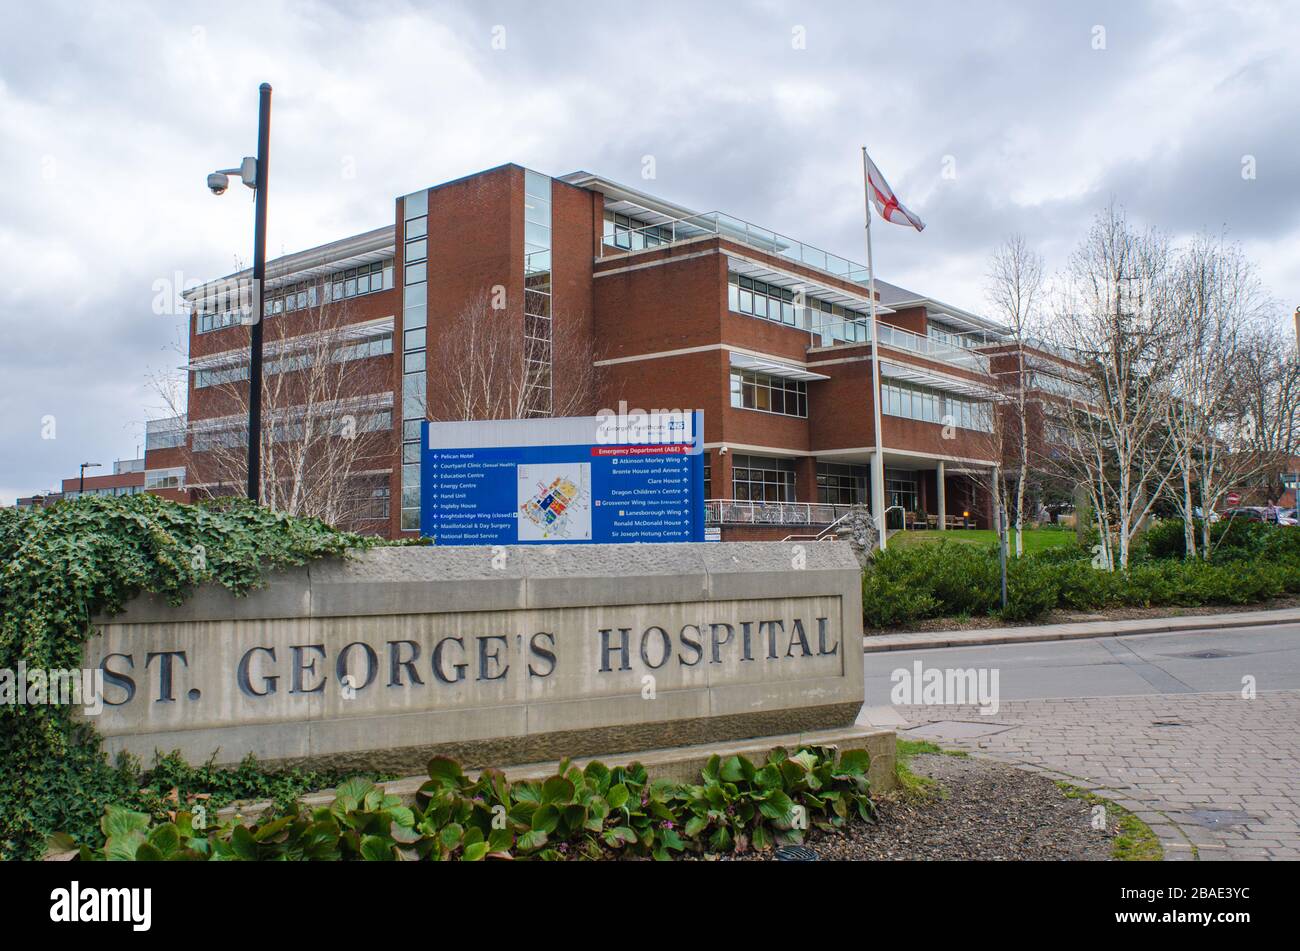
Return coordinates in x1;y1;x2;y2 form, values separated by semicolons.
420;410;705;544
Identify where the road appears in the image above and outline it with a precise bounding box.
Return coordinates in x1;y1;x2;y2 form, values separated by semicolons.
864;623;1300;860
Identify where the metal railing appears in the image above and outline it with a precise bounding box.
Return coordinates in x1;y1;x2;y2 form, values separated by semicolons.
704;499;856;527
782;509;856;542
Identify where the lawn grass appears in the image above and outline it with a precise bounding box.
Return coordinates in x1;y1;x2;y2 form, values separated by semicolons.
1056;783;1164;861
893;739;968;799
889;527;1076;554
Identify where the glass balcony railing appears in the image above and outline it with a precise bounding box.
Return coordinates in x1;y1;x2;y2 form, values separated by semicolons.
602;212;872;285
805;318;990;373
874;323;991;374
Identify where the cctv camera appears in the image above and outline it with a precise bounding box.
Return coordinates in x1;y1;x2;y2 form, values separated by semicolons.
207;172;229;195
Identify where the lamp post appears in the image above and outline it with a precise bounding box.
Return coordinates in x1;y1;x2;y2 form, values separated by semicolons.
79;462;102;494
207;83;272;503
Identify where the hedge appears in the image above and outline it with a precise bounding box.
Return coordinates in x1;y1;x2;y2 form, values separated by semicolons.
863;522;1300;628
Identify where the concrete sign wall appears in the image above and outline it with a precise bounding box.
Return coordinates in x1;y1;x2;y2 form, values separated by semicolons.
84;543;864;773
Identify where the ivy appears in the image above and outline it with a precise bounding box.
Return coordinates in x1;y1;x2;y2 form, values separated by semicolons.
0;494;380;859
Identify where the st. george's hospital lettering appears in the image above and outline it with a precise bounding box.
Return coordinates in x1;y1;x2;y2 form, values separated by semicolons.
95;615;842;706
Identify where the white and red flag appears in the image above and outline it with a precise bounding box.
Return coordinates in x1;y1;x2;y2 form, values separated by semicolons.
864;152;925;231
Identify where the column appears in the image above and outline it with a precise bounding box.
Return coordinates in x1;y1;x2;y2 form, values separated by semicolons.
794;456;818;504
937;459;946;531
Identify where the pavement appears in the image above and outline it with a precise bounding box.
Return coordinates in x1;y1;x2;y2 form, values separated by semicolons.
861;621;1300;861
863;605;1300;652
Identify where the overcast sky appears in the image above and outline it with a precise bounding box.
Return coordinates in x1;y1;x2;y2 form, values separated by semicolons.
2;0;1297;503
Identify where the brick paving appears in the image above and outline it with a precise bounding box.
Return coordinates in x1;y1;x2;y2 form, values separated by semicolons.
891;689;1300;861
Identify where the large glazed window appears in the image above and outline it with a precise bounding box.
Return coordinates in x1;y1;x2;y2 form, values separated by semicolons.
729;370;807;417
523;169;553;417
400;189;429;532
731;454;796;502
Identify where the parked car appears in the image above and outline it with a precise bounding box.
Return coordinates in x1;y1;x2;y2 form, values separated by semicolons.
1221;506;1297;526
1221;507;1269;522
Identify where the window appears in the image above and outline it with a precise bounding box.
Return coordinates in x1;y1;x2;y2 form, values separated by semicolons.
603;211;673;251
880;380;993;432
726;273;869;342
885;469;919;522
731;454;796;502
402;191;430;532
196;263;393;335
194;364;250;389
817;462;867;505
195;332;393;388
730;370;807;417
523;170;553;417
927;325;974;349
351;484;390;521
144;467;185;490
145;417;186;451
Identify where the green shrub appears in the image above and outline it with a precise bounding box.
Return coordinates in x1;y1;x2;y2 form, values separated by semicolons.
0;494;380;860
862;541;1000;627
1139;517;1277;563
861;573;939;628
1027;541;1093;565
52;746;876;862
1052;560;1123;610
1139;519;1192;560
1001;557;1060;621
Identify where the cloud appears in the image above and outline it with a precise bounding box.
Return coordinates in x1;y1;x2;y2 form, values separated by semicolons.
2;0;1298;502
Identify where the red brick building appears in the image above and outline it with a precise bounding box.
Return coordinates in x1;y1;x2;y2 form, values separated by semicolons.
15;457;187;510
153;164;1036;540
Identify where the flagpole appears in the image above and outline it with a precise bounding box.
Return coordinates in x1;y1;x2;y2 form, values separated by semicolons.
862;146;888;551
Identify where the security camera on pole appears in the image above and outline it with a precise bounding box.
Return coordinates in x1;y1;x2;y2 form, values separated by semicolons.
207;83;272;503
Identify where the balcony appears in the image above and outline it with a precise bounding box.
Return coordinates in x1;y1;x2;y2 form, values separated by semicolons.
602;212;871;286
799;317;991;375
873;323;991;375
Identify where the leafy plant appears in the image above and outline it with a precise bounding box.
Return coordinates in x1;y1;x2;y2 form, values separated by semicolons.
54;746;876;862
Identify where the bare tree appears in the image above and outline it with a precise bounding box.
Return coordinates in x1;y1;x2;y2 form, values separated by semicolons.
1235;326;1300;505
426;288;597;421
986;234;1045;556
152;291;396;531
1045;204;1180;569
1165;235;1265;558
